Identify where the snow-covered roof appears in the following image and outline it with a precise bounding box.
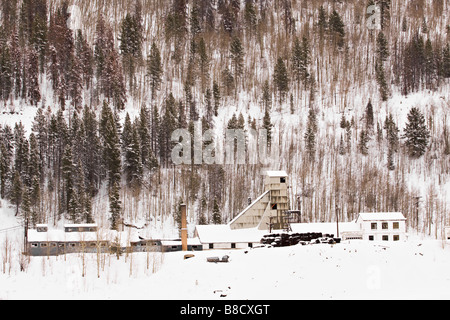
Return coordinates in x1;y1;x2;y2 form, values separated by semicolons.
160;238;202;246
266;170;288;177
357;212;406;221
27;227;140;246
64;224;98;228
195;225;267;244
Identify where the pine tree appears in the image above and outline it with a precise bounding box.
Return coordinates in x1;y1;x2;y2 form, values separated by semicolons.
82;106;101;194
384;113;399;153
230;36;244;81
109;181;122;231
10;170;22;216
100;102;122;188
365;100;375;133
244;0;257;32
263;108;273;149
147;42;163;100
222;66;235;96
443;44;450;78
197;37;210;90
273;57;289;103
0;142;11;199
212;81;221;116
329;10;345;49
124;122;143;190
304;108;317;160
359;130;370;156
0;42;13;101
27;48;40;106
318;5;328;41
262;80;272;111
387;147;395;170
403;107;430;158
375;60;389;101
119;11;143;90
338;134;346;155
62;145;75;217
376;31;389;62
212;198;221;225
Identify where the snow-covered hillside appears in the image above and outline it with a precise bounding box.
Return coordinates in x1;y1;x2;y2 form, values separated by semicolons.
1;0;450;302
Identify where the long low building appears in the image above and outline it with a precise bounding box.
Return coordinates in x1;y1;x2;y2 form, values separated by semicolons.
194;212;408;250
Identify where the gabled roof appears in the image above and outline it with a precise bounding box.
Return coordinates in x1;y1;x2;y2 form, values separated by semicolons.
266;170;288;177
357;212;406;221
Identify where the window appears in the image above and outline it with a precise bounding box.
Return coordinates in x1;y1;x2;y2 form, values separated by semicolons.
31;243;38;247
280;177;286;183
248;243;253;248
393;222;400;230
382;222;389;230
382;235;389;241
369;235;374;241
231;243;236;249
209;243;214;249
371;223;377;230
272;203;278;210
40;243;48;247
393;235;400;241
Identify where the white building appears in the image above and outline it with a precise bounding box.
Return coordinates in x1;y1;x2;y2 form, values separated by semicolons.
345;212;407;242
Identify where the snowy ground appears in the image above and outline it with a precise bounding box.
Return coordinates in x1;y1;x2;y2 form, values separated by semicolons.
1;234;450;300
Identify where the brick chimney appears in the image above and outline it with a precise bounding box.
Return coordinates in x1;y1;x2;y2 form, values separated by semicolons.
181;204;188;251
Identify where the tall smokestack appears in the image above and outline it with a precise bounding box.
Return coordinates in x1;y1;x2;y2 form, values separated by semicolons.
181;204;188;251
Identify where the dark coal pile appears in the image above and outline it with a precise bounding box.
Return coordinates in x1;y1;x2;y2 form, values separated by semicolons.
260;233;341;247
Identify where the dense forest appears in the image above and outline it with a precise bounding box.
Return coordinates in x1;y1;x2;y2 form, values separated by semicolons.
0;0;449;238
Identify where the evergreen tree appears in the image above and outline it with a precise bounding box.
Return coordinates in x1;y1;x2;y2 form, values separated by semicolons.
100;101;122;188
359;130;370;156
263;108;273;149
443;44;450;78
27;48;40;106
197;37;210;89
376;31;389;62
212;81;221;116
230;36;244;81
273;57;289;102
403;107;430;158
119;11;143;90
222;66;235;96
124;122;143;190
109;181;122;231
147;42;163;100
338;134;346;155
384;113;399;153
292;36;310;89
10;170;22;216
329;10;345;49
304;108;317;159
244;0;257;32
365;100;375;133
212;198;222;225
318;5;328;41
375;60;389;101
262;80;272;111
0;42;13;101
0;142;11;199
82;106;102;194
